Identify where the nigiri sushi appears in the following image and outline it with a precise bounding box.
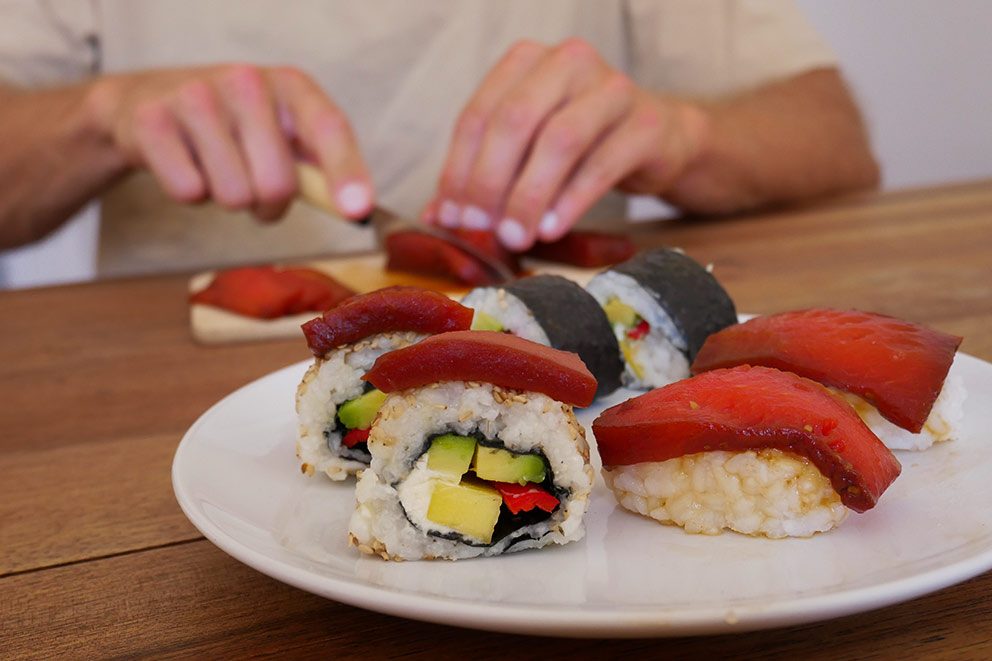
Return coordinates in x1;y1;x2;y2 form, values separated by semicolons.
296;286;473;480
348;331;595;560
691;308;965;451
593;365;901;538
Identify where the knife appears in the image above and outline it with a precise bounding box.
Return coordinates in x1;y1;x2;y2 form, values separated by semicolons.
295;163;515;284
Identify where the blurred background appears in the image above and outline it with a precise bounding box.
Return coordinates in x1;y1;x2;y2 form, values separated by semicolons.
2;0;989;290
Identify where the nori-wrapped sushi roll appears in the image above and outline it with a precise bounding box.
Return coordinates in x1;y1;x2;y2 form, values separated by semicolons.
462;274;623;398
586;248;737;390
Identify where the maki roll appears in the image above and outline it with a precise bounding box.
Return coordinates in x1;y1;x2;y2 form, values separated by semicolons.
348;331;596;560
593;365;901;538
296;287;473;480
462;274;623;397
586;248;736;390
692;308;965;451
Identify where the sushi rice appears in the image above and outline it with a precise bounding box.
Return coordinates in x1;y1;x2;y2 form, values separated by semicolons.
833;374;967;451
603;449;849;538
296;331;424;480
460;287;550;344
349;381;593;560
586;270;690;389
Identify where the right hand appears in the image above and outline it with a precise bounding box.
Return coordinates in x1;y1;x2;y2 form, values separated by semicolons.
88;64;372;221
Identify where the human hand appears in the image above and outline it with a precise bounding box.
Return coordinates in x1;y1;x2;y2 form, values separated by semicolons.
426;39;709;251
89;64;372;221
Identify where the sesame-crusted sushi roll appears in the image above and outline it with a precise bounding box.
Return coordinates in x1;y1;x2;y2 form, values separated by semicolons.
348;331;596;560
296;287;473;480
692;308;965;451
462;274;623;398
586;248;737;390
593;365;901;538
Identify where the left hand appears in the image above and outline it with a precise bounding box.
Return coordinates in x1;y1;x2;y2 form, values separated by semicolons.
425;38;709;251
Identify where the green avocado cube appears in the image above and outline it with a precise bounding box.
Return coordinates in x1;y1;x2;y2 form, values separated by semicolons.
470;310;504;332
337;389;388;430
427;479;502;544
604;297;639;327
473;446;546;485
427;434;477;477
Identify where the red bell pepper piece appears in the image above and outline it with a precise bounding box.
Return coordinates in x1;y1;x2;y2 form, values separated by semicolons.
364;330;598;407
593;365;901;513
691;308;962;432
626;319;650;340
341;428;370;448
526;231;636;268
492;482;560;514
301;286;474;357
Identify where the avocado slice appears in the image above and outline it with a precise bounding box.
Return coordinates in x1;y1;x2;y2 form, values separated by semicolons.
470;310;504;332
473;446;546;485
427;479;502;544
337;388;388;430
427;434;477;477
604;298;639;327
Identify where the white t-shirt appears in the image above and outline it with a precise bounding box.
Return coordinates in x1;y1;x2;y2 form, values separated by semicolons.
0;0;836;276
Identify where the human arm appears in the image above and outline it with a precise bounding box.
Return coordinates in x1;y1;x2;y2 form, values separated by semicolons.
0;65;372;250
428;39;877;251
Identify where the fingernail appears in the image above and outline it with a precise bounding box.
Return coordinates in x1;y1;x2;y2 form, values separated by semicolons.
538;210;560;238
462;205;492;230
497;218;527;250
336;182;371;217
438;200;461;228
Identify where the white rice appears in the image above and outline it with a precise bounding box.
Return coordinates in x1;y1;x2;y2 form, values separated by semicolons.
348;382;593;560
586;271;689;389
832;374;966;451
295;331;424;480
603;449;848;538
460;287;550;344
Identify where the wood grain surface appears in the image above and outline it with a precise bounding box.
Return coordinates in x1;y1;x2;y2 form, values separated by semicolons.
2;180;991;659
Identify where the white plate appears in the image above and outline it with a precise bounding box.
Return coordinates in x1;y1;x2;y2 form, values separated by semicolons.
173;353;992;638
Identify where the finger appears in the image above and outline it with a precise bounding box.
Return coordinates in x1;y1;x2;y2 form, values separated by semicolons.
269;67;373;219
549;108;665;242
218;65;297;222
420;196;441;225
131;101;206;203
435;40;547;228
173;80;254;210
496;73;635;250
462;39;609;232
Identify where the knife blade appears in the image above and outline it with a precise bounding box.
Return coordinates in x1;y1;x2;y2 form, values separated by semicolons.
295;163;515;283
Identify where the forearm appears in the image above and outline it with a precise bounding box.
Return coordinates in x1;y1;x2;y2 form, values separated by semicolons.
665;69;880;215
0;83;128;250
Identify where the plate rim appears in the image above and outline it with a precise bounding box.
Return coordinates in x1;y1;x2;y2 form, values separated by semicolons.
172;353;992;638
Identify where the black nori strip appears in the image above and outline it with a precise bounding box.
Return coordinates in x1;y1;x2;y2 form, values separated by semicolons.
505;274;623;398
610;248;737;361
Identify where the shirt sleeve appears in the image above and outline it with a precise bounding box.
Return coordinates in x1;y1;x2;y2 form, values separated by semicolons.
624;0;837;98
0;0;99;86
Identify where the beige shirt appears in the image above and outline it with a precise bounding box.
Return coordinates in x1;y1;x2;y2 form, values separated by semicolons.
0;0;835;276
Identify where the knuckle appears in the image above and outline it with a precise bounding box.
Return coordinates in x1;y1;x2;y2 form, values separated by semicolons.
605;72;635;98
133;100;170;133
494;98;537;134
507;39;545;61
221;63;266;99
633;105;662;131
543;119;583;156
177;80;216;114
556;37;598;64
312;107;348;136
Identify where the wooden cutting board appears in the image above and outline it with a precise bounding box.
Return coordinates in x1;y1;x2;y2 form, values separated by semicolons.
188;253;601;345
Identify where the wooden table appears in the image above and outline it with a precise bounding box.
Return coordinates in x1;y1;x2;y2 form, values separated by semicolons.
3;181;991;659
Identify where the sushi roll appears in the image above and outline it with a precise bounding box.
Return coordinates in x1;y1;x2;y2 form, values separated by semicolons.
593;365;902;538
692;308;965;451
462;274;623;397
348;331;596;560
296;286;473;480
586;248;737;390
